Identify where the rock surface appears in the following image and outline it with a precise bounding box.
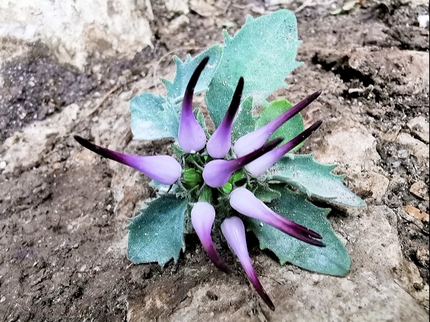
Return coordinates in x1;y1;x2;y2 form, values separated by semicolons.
0;0;153;69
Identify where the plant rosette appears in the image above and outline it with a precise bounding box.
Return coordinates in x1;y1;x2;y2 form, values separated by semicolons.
75;10;364;310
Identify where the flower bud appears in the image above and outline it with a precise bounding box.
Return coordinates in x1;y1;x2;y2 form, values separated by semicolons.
182;168;202;189
74;136;181;185
221;216;275;310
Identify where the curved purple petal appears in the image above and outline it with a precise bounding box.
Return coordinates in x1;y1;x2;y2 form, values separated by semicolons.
221;216;275;311
230;187;325;247
191;202;229;272
246;120;323;177
233;90;322;157
203;138;282;188
74;136;181;185
207;77;244;158
202;159;236;188
178;57;209;153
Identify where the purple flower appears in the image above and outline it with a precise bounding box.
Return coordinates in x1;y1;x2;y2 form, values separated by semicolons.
207;77;244;158
178;57;209;153
202;138;282;188
74;136;181;185
191;202;229;272
246;120;323;177
233;90;322;158
230;187;324;246
221;216;275;311
77;57;326;311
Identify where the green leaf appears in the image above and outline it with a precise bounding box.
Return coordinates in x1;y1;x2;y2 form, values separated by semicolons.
206;10;302;127
253;185;282;203
149;180;178;194
199;185;213;203
130;46;222;141
231;169;244;184
222;182;233;194
127;194;188;266
255;98;304;150
130;93;179;140
232;97;257;141
196;109;210;137
171;143;186;159
262;154;366;207
247;187;350;276
162;45;223;105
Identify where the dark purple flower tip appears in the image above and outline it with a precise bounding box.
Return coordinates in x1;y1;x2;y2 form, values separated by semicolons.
234;90;322;157
191;202;229;273
221;216;275;311
178;57;210;153
230;187;325;247
246;120;323;177
74;136;182;185
203;138;282;188
207;77;244;158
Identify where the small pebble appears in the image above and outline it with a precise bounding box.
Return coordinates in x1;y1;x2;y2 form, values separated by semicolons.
397;149;409;159
392;161;401;168
410;181;429;201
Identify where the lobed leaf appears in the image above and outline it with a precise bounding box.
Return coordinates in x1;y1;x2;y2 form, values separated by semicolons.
255;98;304;150
162;45;223;105
247;186;351;276
231;97;257;141
206;10;302;128
127;194;188;266
130;93;179;141
130;45;222;141
253;185;282;203
261;154;366;207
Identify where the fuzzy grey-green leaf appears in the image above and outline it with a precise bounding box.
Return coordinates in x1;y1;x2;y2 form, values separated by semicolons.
206;10;302;127
130;93;179;140
232;97;256;141
255;98;304;150
162;45;223;105
247;186;351;276
127;194;187;266
262;154;366;207
130;46;222;142
253;185;282;203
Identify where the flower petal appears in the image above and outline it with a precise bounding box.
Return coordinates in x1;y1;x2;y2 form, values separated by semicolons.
191;202;229;272
207;77;244;158
221;216;275;311
246;120;322;177
202;159;235;188
203;138;282;188
74;136;181;185
178;57;209;153
233;90;322;157
230;187;325;246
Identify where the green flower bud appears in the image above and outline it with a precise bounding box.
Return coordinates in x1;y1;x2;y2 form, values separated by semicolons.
182;168;203;189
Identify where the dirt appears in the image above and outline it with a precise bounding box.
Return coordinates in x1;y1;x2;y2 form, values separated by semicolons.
0;0;429;321
0;41;163;142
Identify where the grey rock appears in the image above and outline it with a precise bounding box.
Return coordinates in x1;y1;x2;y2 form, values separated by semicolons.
407;116;429;144
396;133;429;167
410;181;429;201
0;0;153;69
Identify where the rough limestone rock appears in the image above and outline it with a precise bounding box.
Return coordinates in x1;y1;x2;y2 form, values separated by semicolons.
0;0;153;68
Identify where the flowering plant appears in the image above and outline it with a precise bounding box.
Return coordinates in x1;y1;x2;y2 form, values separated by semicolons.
75;10;364;310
